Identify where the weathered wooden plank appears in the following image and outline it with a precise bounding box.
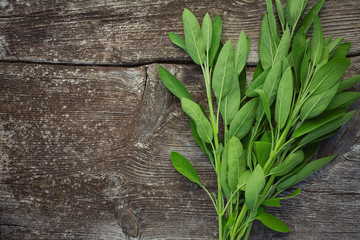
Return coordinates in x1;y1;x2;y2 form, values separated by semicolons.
0;0;359;65
0;56;359;239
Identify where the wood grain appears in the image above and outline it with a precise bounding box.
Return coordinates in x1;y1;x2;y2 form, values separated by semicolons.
0;0;359;65
0;54;359;239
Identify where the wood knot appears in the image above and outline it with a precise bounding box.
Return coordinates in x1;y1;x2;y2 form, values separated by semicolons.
117;207;139;238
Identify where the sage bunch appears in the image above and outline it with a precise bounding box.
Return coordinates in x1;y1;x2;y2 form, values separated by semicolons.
158;0;360;239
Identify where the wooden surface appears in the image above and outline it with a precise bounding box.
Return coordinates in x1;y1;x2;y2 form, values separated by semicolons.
0;0;359;239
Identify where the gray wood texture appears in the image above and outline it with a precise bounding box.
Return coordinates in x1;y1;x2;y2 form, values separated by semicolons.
0;0;359;239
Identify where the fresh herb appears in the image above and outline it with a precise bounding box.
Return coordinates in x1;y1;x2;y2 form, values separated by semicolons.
159;0;360;239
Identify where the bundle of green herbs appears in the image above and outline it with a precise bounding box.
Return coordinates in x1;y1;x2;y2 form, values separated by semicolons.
158;0;360;239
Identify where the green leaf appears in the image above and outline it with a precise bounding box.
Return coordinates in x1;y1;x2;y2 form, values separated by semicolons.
183;8;206;65
245;164;265;209
330;42;351;59
263;188;301;206
327;36;344;53
181;98;213;143
246;69;270;97
338;74;360;93
275;0;285;29
212;40;236;100
255;212;290;233
255;89;271;124
262;198;281;207
310;14;323;66
209;14;222;67
308;58;351;95
220;75;240;124
158;66;192;100
266;0;280;47
226;136;246;191
293;108;348;138
228;98;258;140
277;175;297;191
300;52;309;86
292;27;306;77
235;31;250;77
221;145;232;201
201;13;212;52
239;67;247;102
269;150;304;176
274;28;291;63
171;151;203;186
297;0;325;34
237;170;251;191
300;82;339;120
169;32;186;51
255;141;272;168
262;60;283;105
299;110;356;145
275;67;293;129
326;92;360;111
259;15;275;70
285;0;308;28
190;117;214;164
294;155;337;184
253;61;264;80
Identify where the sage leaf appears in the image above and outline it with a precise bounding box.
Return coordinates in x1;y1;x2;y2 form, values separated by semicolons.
262;60;283;105
269;150;304;176
209;14;222;67
221;145;232;200
183;8;206;65
277;175;298;191
245;164;265;209
285;0;308;29
201;13;212;52
292;27;306;80
327;36;344;53
235;31;250;77
253;61;264;80
300;52;309;86
256;212;290;232
226;136;246;192
338;74;360;93
158;66;192;100
190;117;214;164
228;98;259;140
275;67;293;129
294;155;337;184
220;75;240;124
300;82;339;120
239;67;247;102
255;89;272;123
255;141;272;168
263;188;301;206
212;40;235;100
293;108;347;138
308;58;350;95
274;28;290;63
169;32;186;51
310;14;323;66
237;170;251;191
330;42;351;59
326;92;360;111
299;110;355;145
171;151;203;186
259;15;275;70
181;98;213;143
297;0;325;34
275;0;285;29
266;0;280;47
246;69;270;97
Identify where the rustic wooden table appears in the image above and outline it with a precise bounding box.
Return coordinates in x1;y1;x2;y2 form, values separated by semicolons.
1;0;359;239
